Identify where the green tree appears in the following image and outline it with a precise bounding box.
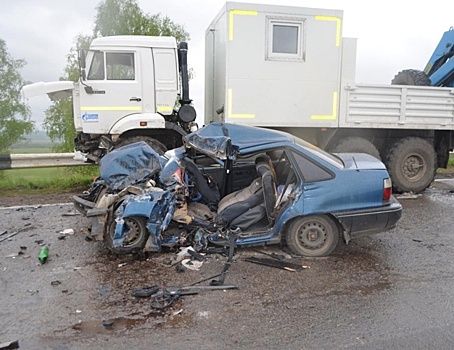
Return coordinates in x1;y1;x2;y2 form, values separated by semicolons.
43;0;189;152
43;34;92;152
0;38;33;152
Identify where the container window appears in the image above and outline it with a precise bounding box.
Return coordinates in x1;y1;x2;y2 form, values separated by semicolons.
266;18;305;61
273;25;299;54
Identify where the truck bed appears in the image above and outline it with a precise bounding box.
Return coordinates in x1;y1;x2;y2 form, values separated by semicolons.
341;84;454;130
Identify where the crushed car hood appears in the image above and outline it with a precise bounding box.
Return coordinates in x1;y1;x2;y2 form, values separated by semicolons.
99;141;162;191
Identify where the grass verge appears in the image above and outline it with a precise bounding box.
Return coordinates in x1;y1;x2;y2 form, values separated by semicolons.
0;166;99;196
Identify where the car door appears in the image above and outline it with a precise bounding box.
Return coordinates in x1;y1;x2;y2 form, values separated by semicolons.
79;50;145;134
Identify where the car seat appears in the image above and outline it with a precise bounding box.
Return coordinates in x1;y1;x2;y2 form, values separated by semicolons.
217;155;277;230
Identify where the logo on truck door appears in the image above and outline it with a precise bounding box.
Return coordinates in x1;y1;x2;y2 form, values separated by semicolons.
82;113;99;122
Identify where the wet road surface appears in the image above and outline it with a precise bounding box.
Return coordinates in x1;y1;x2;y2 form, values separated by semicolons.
1;179;454;349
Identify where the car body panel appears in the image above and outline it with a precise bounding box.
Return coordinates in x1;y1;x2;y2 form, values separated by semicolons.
74;123;402;256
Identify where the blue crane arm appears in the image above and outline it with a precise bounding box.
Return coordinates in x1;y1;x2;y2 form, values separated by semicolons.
424;27;454;87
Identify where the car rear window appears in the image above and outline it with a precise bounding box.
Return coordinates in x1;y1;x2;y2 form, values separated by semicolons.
294;138;344;169
291;151;334;182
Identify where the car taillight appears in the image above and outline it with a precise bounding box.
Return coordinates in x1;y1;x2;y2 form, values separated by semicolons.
383;178;392;201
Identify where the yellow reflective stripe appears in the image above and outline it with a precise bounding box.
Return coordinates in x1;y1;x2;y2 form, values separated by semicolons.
315;16;341;47
229;10;258;41
157;106;172;112
311;91;338;120
81;106;142;111
227;89;255;119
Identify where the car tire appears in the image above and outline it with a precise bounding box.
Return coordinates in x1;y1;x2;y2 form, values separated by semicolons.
285;215;340;257
116;136;167;155
329;137;381;160
385;137;436;193
105;216;149;254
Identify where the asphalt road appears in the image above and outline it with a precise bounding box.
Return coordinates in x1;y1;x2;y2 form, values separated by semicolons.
1;179;454;349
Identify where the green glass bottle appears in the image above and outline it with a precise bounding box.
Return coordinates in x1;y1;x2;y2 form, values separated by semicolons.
38;246;49;264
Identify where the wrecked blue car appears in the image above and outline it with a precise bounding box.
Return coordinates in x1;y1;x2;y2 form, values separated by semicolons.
73;123;402;257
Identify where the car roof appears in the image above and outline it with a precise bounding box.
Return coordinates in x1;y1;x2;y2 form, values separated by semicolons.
183;123;294;159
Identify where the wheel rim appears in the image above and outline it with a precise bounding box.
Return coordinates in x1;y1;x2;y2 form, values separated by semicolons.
111;218;144;248
403;153;426;182
297;221;328;250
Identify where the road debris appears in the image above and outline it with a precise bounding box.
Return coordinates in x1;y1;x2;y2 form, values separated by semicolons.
396;192;421;199
0;223;34;243
132;285;159;297
102;319;114;329
59;228;75;235
38;246;49;264
243;256;308;271
181;259;203;271
0;339;19;350
149;284;238;310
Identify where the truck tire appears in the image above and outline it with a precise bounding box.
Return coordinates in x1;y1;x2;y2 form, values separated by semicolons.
116;136;167;155
391;69;431;86
385;137;436;193
328;137;381;160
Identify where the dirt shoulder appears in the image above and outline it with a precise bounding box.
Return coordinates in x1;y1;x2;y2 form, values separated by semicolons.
0;191;78;207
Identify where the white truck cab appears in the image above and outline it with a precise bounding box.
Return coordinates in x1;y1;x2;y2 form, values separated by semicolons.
22;36;196;162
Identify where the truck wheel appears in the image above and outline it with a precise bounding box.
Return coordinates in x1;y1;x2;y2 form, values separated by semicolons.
329;137;381;160
285;215;340;257
116;136;167;155
385;137;436;193
105;216;149;254
391;69;431;86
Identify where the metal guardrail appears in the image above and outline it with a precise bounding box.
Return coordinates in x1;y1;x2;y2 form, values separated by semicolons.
0;153;94;170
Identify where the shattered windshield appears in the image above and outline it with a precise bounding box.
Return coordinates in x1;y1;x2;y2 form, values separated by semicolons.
183;124;238;160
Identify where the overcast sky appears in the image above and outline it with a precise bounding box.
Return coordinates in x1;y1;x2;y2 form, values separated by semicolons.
1;0;453;129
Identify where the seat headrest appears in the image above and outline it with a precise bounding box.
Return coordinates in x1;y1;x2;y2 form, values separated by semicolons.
255;155;271;176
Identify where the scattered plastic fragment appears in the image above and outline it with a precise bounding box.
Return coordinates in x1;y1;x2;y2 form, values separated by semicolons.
396;192;421;199
172;309;183;316
162;258;172;265
132;285;159;297
0;339;19;350
188;249;206;262
59;229;75;235
244;256;306;271
102;320;114;329
51;280;61;286
182;259;203;271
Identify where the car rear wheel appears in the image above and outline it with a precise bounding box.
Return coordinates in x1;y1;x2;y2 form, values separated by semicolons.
286;215;340;257
105;216;149;254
